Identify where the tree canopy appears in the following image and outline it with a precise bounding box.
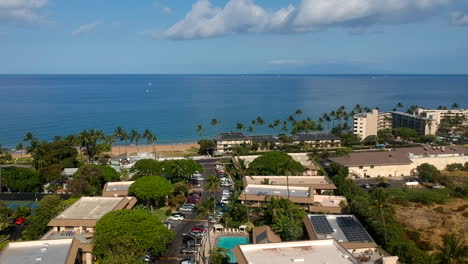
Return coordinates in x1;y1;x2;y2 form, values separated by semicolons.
93;209;174;263
131;159;161;177
263;198;306;241
198;139;215;155
1;167;42;192
22;195;66;240
128;176;172;209
248;152;305;176
416;163;441;183
395;127;419;140
66;165;104;195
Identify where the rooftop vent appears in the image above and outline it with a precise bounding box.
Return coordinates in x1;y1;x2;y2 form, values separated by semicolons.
291;258;305;262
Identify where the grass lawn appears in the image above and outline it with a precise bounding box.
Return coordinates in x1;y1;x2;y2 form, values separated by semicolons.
153;207;171;221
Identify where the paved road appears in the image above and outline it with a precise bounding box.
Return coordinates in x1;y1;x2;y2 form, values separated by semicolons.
354;176;420;189
158;160;218;264
7;224;26;240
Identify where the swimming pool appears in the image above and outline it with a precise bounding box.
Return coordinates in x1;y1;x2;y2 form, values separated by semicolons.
216;236;249;263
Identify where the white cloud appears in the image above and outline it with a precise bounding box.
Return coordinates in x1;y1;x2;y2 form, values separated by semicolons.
72;21;102;36
450;12;468;26
0;0;48;24
159;0;452;40
162;7;172;14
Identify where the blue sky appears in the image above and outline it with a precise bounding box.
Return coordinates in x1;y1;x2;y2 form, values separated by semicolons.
0;0;467;74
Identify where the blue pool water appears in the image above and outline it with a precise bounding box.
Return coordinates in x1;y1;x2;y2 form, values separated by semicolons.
216;236;249;263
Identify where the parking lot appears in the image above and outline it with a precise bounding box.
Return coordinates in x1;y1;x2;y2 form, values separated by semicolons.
354;176;421;190
158;159;232;264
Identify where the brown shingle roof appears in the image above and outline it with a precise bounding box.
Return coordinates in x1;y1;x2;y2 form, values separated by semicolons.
394;145;468;156
330;151;412;166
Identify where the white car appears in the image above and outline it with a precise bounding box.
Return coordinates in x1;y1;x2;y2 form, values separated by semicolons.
222;190;230;195
220;198;230;204
168;215;184;221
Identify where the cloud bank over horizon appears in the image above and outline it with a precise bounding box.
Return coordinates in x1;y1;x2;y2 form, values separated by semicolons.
158;0;453;40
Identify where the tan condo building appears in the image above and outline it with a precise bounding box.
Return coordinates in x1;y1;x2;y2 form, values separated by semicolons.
303;214;399;263
0;238;81;264
238;182;346;214
101;181;134;197
43;196;137;264
330;145;468;178
353;109;392;140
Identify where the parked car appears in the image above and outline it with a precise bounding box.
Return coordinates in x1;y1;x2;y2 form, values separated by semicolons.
360;183;371;189
186;239;201;247
15;217;27;225
189;231;204;239
191;226;206;233
377;182;390;188
142;250;154;263
180;247;197;254
180;258;197;264
168;214;184;221
179;207;195;212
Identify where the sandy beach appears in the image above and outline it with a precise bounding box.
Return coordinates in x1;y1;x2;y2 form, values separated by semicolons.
10;143;200;159
108;143;200;157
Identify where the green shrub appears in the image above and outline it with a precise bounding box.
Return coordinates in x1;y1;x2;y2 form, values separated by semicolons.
165;208;172;216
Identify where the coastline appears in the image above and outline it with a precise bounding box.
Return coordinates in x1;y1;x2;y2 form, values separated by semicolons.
10;142;200;159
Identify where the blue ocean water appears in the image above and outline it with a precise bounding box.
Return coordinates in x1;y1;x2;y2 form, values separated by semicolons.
0;74;467;147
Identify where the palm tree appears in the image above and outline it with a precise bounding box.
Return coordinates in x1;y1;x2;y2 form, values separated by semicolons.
130;129;140;152
211;118;220;135
144;129;157;153
255;116;265;126
322;113;331;129
432;233;468;264
113;126;125;155
371;188;389;245
196;124;204;137
295;109;303;116
247;126;254;133
16;142;24;159
23;132;38;154
452;103;460;110
236;123;244;131
205;175;220;194
53;136;62;142
396;102;403;109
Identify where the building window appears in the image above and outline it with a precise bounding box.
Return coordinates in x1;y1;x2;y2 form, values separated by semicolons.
359;166;363;169
370;165;374;169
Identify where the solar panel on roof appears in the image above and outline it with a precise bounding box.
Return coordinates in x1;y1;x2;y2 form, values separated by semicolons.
336;217;372;242
310;215;334;234
256;231;268;243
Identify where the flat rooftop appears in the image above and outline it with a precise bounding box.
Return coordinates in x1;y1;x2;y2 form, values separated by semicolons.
244;184;311;198
104;181;134;191
307;214;374;243
0;239;75;264
234;239;359;264
53;197;125;220
245;175;334;187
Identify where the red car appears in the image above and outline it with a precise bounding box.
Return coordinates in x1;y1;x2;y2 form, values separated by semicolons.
15;217;27;225
191;226;206;233
187;198;199;204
